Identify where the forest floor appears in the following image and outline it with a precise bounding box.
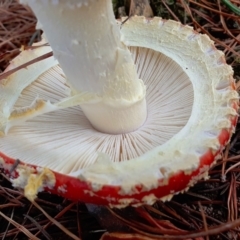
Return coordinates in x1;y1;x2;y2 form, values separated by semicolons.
0;1;240;239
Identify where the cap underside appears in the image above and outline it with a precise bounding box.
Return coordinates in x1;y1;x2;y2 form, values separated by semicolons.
0;46;193;175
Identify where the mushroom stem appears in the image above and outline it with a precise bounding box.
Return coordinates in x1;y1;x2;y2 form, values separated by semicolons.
20;0;147;134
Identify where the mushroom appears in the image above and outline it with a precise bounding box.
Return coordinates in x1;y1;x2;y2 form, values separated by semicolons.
0;0;238;207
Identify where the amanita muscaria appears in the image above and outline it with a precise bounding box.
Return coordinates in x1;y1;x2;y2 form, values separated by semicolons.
0;0;238;207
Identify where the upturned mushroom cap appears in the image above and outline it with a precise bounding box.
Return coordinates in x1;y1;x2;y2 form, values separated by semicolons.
0;17;238;207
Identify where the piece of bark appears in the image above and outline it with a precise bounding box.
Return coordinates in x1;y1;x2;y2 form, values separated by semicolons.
129;0;153;17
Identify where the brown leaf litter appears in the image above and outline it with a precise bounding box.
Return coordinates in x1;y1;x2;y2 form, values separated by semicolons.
0;0;240;239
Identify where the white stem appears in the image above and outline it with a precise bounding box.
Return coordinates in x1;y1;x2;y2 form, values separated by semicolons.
21;0;147;134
